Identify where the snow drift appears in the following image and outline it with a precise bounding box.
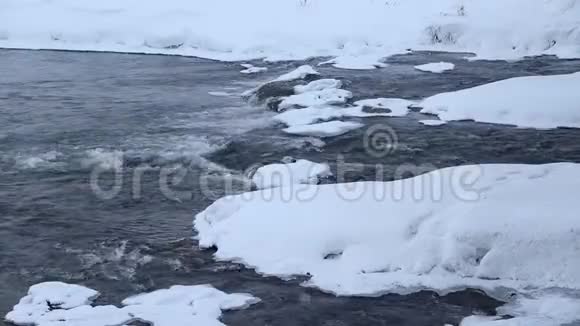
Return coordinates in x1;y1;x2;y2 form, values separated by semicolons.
195;163;580;297
420;72;580;129
1;0;579;63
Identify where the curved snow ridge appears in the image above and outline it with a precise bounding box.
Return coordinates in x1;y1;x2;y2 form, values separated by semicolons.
5;282;260;326
251;159;332;189
420;72;580;129
195;163;580;297
1;0;579;62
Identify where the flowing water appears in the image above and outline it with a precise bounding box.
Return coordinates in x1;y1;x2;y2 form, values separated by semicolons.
1;49;580;325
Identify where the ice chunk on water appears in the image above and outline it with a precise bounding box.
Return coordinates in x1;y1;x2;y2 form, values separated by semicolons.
414;62;455;73
252;159;332;189
283;121;363;137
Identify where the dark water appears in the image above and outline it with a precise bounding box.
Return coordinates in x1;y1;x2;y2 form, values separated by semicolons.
1;49;580;326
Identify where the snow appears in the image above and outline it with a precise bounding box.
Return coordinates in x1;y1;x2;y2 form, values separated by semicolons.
460;292;580;326
420;72;580;129
353;98;415;117
208;91;233;97
2;0;579;63
240;63;268;74
273;65;319;82
195;163;580;298
294;79;343;94
5;282;259;326
419;120;448;126
273;106;344;127
283;121;364;137
252;159;332;189
414;62;456;73
318;54;388;70
279;88;353;110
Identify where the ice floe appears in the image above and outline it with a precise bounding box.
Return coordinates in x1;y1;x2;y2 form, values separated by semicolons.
279;88;353;111
420;72;580;129
195;163;580;298
273;65;319;82
419;120;448;126
5;282;259;326
240;63;268;74
414;62;456;73
251;159;332;189
283;121;364;137
273;106;344;127
294;79;343;94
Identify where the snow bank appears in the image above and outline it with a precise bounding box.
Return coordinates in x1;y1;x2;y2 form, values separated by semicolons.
420;72;580;129
460;292;580;326
414;62;456;73
5;282;259;326
195;163;580;297
283;121;364;137
252;159;332;189
1;0;579;62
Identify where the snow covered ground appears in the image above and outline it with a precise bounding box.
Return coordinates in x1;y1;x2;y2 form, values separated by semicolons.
5;282;259;326
420;72;580;129
196;163;580;304
1;0;579;65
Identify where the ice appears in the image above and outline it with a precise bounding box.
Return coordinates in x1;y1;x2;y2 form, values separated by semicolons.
273;65;319;82
195;163;580;298
6;282;260;326
294;79;343;94
414;62;456;73
419;120;447;126
240;63;267;74
460;292;580;326
283;121;364;137
273;106;344;127
279;88;353;110
251;159;332;189
353;98;415;117
420;72;580;129
208;91;233;97
319;54;389;70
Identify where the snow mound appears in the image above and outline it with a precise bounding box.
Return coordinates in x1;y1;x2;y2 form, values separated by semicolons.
420;72;580;129
273;65;319;82
240;63;268;74
279;88;353;110
414;62;456;73
195;163;580;297
252;159;332;189
5;282;259;326
419;120;447;126
283;121;364;137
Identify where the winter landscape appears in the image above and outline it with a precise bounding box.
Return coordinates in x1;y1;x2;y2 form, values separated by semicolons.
1;0;580;325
